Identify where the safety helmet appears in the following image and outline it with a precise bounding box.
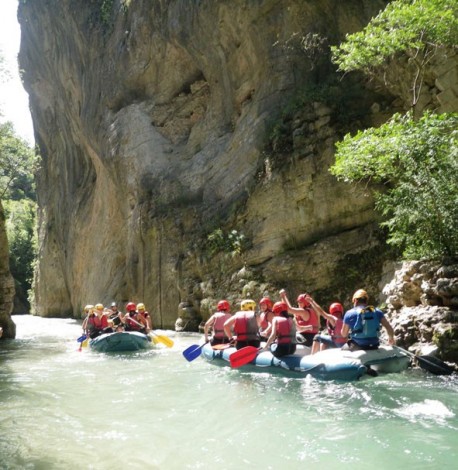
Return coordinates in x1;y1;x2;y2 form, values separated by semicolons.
352;289;368;303
329;302;344;315
259;297;273;309
126;302;136;312
241;299;256;311
296;294;311;307
217;300;230;312
84;304;94;311
95;303;104;310
111;302;117;308
272;301;288;315
137;303;145;311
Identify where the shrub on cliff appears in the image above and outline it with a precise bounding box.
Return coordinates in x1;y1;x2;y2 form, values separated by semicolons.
331;112;458;259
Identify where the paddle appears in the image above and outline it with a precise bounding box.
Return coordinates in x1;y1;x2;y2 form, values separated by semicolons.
77;334;87;352
126;316;174;348
394;345;454;376
182;341;210;362
230;346;261;368
148;330;174;348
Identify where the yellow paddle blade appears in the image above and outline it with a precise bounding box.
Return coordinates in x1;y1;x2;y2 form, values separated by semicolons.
82;338;89;348
151;332;174;348
149;334;160;345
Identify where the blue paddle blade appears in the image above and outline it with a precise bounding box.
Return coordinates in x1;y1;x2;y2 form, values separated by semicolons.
77;334;87;343
182;344;204;362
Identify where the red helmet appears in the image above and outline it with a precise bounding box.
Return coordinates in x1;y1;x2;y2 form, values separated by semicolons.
272;301;288;315
296;294;311;307
217;300;230;312
259;297;273;308
329;302;344;316
126;302;136;312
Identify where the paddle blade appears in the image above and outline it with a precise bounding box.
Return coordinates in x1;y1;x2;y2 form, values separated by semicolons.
77;334;87;343
81;338;89;348
151;332;174;348
149;334;160;345
182;344;203;362
417;355;454;376
230;346;260;368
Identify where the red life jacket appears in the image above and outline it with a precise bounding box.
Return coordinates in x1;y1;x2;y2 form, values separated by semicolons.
327;317;346;344
259;309;274;330
126;313;142;330
89;314;108;329
213;312;232;339
295;307;319;334
234;312;259;341
276;317;295;344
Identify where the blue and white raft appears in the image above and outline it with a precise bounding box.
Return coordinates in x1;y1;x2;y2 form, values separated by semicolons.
90;331;151;353
201;343;410;381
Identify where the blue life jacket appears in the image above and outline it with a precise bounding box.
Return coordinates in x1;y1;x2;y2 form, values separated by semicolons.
351;306;380;340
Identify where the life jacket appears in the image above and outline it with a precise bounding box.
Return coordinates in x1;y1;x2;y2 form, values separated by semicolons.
276;317;296;344
294;307;319;334
234;312;259;341
259;309;274;330
126;312;143;331
327;318;346;345
88;314;108;330
213;311;232;339
350;306;380;340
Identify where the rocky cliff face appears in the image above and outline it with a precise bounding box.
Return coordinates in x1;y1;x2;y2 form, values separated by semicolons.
0;200;16;338
17;0;455;327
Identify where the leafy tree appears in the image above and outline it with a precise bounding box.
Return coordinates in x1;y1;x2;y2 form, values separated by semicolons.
0;121;36;199
332;0;458;72
332;0;458;108
5;198;37;299
331;112;458;259
0;121;37;310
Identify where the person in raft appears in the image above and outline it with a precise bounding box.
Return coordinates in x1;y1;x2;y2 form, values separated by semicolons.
204;299;233;346
310;301;346;354
223;299;261;350
341;289;396;351
124;302;148;333
136;303;152;332
108;302;125;330
258;296;275;340
83;303;111;338
279;289;319;347
261;301;297;358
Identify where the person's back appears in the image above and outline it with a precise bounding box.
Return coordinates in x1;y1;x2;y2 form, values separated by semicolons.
223;299;260;350
204;300;232;345
263;302;296;358
342;289;395;351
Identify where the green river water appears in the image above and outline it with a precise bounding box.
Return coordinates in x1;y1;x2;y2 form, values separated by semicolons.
1;315;457;470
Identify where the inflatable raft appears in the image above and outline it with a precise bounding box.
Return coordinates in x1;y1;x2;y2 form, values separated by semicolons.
201;343;410;381
90;331;151;352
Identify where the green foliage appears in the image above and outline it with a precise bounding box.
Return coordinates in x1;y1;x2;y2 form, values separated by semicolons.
4;199;37;296
1;122;37;309
100;0;115;26
331;112;458;259
206;229;248;257
332;0;458;73
0;122;36;200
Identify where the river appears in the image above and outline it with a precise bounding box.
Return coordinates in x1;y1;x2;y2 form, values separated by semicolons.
1;315;457;469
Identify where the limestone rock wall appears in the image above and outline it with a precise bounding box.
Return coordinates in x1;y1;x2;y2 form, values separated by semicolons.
18;0;409;326
0;200;16;338
383;260;458;363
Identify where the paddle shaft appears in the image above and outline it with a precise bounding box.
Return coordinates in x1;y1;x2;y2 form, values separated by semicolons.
394;345;453;376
